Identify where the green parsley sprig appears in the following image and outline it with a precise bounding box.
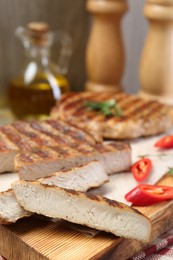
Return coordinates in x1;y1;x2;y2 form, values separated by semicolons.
84;99;122;117
168;167;173;175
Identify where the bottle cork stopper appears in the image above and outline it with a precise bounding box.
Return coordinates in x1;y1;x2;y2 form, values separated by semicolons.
27;22;50;46
27;22;49;34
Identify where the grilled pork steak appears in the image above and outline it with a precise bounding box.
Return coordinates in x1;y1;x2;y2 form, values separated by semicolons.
50;91;173;139
0;118;131;182
0;119;101;173
0;131;20;173
15;142;131;180
12;180;151;243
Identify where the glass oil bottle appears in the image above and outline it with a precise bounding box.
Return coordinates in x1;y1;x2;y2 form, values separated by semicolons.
8;22;72;120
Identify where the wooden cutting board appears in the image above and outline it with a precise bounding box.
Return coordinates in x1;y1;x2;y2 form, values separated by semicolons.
0;174;173;260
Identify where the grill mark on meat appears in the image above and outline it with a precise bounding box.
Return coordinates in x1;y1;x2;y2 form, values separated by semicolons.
61;92;128;124
12;121;54;147
117;97;145;115
62;92;101;111
46;119;96;145
74;144;95;155
87;194;101;201
33;149;54;160
30;120;88;147
114;98;151;122
93;142;129;153
46;119;67;132
89;96;145;124
0;132;19;152
141;103;162;119
124;100;155;118
17;152;44;164
63;188;80;195
133;102;163;120
59;92;77;103
104;99;160;124
60;91;120;115
0;139;10;152
66;92;124;118
51;146;80;158
43;121;84;145
83;94;130;123
89;94;130;122
16;146;61;166
0;126;35;150
18;154;35;163
29;120;81;146
83;96;145;123
46;120;95;147
29;121;70;145
105;198;124;208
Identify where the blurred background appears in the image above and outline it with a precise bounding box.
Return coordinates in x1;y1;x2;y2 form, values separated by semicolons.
0;0;147;107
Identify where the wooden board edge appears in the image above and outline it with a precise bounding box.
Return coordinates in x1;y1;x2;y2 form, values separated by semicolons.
102;174;173;259
0;223;48;260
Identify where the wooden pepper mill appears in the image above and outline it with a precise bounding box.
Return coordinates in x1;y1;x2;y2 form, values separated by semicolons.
139;0;173;104
85;0;128;92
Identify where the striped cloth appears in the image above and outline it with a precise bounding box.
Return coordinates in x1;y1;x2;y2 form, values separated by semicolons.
129;229;173;260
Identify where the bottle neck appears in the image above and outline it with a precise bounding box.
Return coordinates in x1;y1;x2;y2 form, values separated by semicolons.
25;45;51;67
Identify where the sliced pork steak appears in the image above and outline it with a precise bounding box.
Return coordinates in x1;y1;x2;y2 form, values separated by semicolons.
12;180;151;243
15;142;131;180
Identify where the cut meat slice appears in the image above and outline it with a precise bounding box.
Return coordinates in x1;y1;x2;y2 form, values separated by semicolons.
0;189;31;224
38;161;108;192
0;119;101;174
15;142;131;180
12;180;151;243
0;132;19;173
0;162;108;224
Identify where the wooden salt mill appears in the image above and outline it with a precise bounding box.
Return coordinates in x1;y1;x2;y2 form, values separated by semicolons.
139;0;173;104
85;0;128;92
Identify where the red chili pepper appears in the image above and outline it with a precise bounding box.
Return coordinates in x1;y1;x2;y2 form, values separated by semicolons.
125;184;173;206
131;158;152;182
155;135;173;149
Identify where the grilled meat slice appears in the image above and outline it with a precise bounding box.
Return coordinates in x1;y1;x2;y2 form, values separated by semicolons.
38;161;108;192
15;142;131;180
11;119;99;147
12;180;151;242
0;119;100;174
0;189;31;224
50;91;173;139
0;162;108;224
0;131;19;173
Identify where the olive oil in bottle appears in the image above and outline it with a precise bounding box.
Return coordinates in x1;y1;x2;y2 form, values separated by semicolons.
8;22;72;120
